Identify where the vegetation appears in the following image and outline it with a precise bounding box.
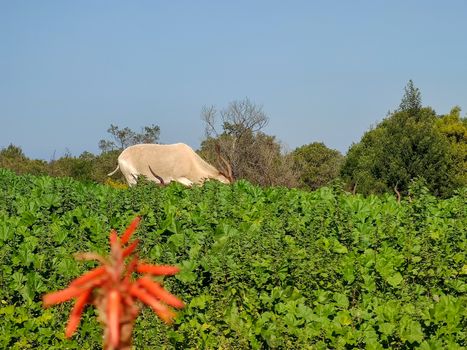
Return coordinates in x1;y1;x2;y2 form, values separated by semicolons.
200;98;298;187
98;124;160;153
43;217;184;349
292;142;344;190
341;81;466;197
0;144;48;176
436;106;467;189
398;79;422;114
1;81;466;196
0;169;465;349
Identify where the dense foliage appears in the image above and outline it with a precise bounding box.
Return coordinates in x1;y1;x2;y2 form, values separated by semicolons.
2;85;466;196
436;106;467;189
0;145;49;176
0;169;465;349
342;81;466;198
0;145;122;184
341;107;465;197
292;142;344;190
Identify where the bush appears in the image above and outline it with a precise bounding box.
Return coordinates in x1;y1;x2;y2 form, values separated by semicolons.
0;170;465;348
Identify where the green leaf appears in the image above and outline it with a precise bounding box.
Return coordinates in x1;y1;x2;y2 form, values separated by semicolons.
51;224;69;245
189;295;210;310
176;260;198;283
27;271;46;294
167;233;185;249
57;256;79;277
418;339;444;350
379;322;396;336
333;241;348;254
0;223;13;241
10;272;26;290
335;311;352;326
386;272;403;287
149;245;162;260
433;295;461;326
334;293;349;309
342;264;355;283
399;317;424;343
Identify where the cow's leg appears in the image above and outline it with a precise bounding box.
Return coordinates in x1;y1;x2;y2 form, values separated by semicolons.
119;159;139;186
129;173;138;186
121;173;137;186
176;177;193;187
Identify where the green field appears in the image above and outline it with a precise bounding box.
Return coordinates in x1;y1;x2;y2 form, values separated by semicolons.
0;168;466;349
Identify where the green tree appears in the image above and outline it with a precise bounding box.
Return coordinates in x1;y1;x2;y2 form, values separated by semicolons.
435;106;467;188
99;124;160;152
0;144;48;175
292;142;344;190
48;151;94;181
342;82;461;197
398;79;422;114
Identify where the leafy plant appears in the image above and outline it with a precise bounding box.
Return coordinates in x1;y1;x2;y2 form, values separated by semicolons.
0;169;465;349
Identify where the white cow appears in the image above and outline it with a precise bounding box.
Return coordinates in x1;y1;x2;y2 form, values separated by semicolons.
107;143;232;186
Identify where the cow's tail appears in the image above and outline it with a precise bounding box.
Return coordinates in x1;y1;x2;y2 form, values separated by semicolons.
107;164;120;177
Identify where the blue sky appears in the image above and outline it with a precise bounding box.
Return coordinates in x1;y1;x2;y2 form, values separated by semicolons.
1;1;466;160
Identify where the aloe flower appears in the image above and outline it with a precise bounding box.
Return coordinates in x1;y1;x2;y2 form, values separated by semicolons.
43;217;184;350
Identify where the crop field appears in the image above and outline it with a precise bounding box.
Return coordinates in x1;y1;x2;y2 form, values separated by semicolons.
0;168;466;349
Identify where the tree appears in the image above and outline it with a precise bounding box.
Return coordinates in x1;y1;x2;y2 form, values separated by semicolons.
342;82;462;197
48;152;95;182
436;106;467;143
98;124;160;153
435;106;467;188
203;98;268;138
292;142;344;190
0;144;48;175
200;98;298;187
398;79;422;114
201;98;268;179
202;98;269;178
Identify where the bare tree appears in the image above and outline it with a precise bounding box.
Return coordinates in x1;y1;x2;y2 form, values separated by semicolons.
202;105;219;139
202;98;268;138
201;98;268;179
220;98;268;135
200;98;298;187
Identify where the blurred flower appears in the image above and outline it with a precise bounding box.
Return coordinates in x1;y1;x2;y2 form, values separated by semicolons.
43;217;184;350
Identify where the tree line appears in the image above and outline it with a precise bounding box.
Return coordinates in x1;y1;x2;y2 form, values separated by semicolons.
1;81;465;197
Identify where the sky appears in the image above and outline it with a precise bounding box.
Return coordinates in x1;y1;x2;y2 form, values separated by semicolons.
1;1;466;160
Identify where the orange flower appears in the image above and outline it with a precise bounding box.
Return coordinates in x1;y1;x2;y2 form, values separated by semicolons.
43;216;183;349
65;288;91;338
129;284;176;324
137;277;184;309
136;263;180;276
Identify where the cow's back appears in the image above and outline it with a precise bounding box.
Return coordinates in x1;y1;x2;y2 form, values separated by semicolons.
118;143;218;183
